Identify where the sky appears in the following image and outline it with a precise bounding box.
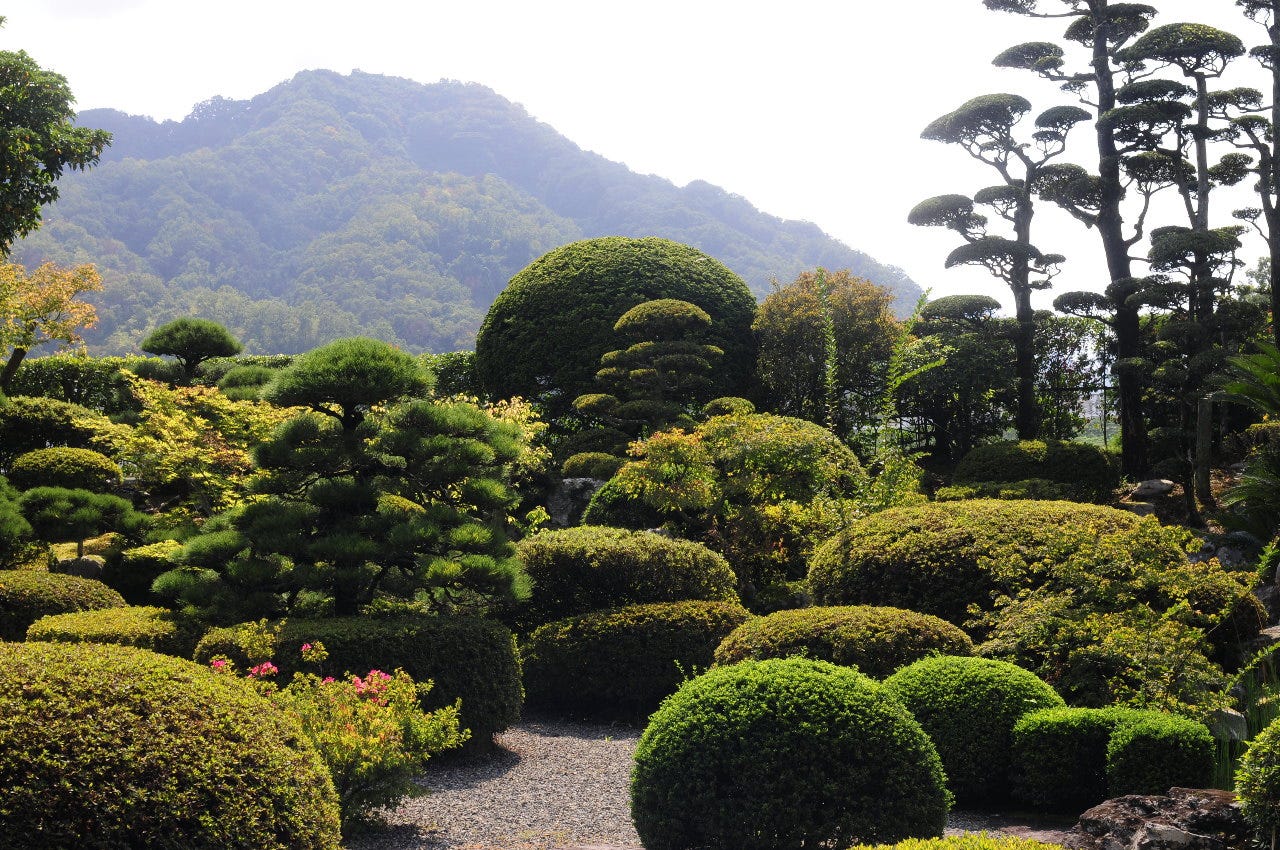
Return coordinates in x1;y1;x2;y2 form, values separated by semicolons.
1;0;1269;311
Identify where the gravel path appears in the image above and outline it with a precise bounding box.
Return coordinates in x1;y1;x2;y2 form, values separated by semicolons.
347;716;1077;850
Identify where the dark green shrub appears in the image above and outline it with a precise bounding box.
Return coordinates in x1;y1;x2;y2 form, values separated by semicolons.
953;440;1119;502
141;318;244;384
883;655;1064;804
8;446;122;492
421;350;478;397
103;539;182;604
1105;710;1213;796
0;641;340;849
0;479;31;568
19;487;147;558
1238;715;1280;840
195;615;522;745
198;354;295;384
580;476;665;529
713;605;973;679
851;837;1067;850
474;237;758;415
515;526;738;627
556;425;633;460
127;356;185;384
0;395;118;465
8;354;140;415
561;451;624;480
522;600;751;718
27;604;200;657
631;657;949;849
0;570;125;640
216;365;277;401
934;478;1075;502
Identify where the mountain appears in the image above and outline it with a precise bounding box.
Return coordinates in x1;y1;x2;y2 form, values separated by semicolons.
13;70;923;355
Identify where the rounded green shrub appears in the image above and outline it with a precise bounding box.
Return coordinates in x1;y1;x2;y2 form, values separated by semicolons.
0;570;125;641
851;838;1066;850
515;526;738;627
1238;715;1280;840
102;539;182;604
474;237;758;413
702;396;755;417
953;440;1119;502
8;446;122;492
934;478;1075;502
713;605;974;679
522;600;751;718
0;641;340;849
28;605;200;657
1105;710;1213;796
217;365;278;401
0;396;117;465
631;657;950;850
883;655;1064;804
561;451;625;480
195;615;521;745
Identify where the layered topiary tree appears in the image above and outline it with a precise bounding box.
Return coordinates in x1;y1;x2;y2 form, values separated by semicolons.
18;486;146;558
474;237;758;416
8;446;122;492
141;317;243;385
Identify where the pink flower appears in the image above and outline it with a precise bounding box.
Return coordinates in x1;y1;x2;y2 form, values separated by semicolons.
248;661;278;679
209;658;229;671
301;643;312;652
321;676;335;684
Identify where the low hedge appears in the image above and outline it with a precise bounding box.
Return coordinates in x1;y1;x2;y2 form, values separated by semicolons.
102;539;182;604
515;526;738;628
27;605;201;657
0;570;125;641
884;656;1064;804
8;447;122;493
522;600;751;718
0;641;340;849
713;605;973;679
934;479;1075;503
952;440;1118;502
195;615;522;745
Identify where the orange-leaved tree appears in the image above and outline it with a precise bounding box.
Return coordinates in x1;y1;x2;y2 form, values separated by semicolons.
0;261;102;393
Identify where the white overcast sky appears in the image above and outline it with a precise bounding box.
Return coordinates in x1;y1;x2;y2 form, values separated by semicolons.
2;0;1267;310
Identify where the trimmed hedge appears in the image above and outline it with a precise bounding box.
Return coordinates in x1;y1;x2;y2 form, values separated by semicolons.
934;478;1075;502
884;656;1064;804
713;605;973;679
515;526;738;627
1012;706;1214;810
0;395;119;465
195;615;522;745
631;657;950;849
953;440;1119;502
561;451;625;480
0;641;340;849
0;570;125;641
522;600;751;718
8;446;122;492
28;605;200;657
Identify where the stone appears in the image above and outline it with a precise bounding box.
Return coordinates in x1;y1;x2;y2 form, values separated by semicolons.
53;555;105;580
1207;708;1248;742
545;477;604;528
1254;585;1280;625
1065;788;1250;850
1131;479;1176;499
1118;501;1157;517
1250;625;1280;653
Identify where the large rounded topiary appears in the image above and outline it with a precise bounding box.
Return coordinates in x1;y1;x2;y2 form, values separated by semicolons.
632;657;950;850
0;641;340;849
0;570;125;640
8;446;122;492
522;599;751;718
515;526;739;628
474;237;757;412
884;656;1064;804
713;605;974;679
28;604;200;657
952;440;1119;503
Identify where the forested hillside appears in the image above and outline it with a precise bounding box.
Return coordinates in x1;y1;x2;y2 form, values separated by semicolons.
11;70;921;355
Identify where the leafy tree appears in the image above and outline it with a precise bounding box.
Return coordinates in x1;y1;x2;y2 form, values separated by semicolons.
0;261;102;393
18;486;145;558
140;318;243;385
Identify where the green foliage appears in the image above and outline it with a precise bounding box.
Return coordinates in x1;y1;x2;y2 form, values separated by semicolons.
0;477;32;568
952;439;1119;502
27;604;200;656
632;658;950;850
561;451;625;479
7;354;139;414
514;526;738;628
8;446;121;492
0;395;123;465
522;599;751;718
1238;716;1280;841
712;605;974;679
216;364;277;400
702;396;755;417
18;486;146;557
934;478;1076;502
261;337;432;425
0;569;124;640
0;641;340;849
141;318;243;384
884;655;1064;804
1105;710;1214;796
102;539;181;603
421;350;478;397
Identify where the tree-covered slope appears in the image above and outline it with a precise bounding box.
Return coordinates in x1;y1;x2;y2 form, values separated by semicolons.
13;70;921;355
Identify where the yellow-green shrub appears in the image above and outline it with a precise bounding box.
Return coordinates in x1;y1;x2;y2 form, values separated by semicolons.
27;604;200;657
0;570;125;641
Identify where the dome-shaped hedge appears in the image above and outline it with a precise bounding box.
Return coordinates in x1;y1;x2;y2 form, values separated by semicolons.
631;657;950;850
884;656;1064;804
713;605;973;679
27;604;199;657
515;526;738;627
8;447;122;492
0;641;340;849
0;570;125;640
522;599;751;718
474;237;757;411
952;440;1119;502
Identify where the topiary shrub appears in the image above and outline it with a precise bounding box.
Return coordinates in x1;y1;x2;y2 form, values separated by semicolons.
0;395;122;465
27;604;200;657
934;478;1075;502
8;446;122;492
713;605;974;679
102;539;182;604
1238;715;1280;842
194;615;522;745
1012;706;1214;810
851;837;1066;850
561;451;625;480
0;570;125;640
631;657;950;850
474;237;758;416
883;655;1064;804
952;440;1119;502
515;526;738;628
0;641;340;849
216;365;278;401
522;600;751;719
702;396;755;417
8;354;141;416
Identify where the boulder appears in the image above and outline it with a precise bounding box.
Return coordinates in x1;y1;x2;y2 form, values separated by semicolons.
1131;479;1176;500
1118;501;1157;518
546;477;605;528
53;555;105;580
1065;788;1250;850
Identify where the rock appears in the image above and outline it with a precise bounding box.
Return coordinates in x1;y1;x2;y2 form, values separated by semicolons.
1255;585;1280;625
1118;501;1157;517
545;477;605;528
53;555;105;580
1131;479;1176;499
1207;709;1248;742
1066;788;1251;850
1251;625;1280;653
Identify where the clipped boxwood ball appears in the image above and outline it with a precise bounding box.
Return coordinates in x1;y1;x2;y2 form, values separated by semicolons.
1105;710;1213;796
0;641;340;849
884;656;1064;804
8;446;122;492
516;526;738;627
522;599;751;718
27;605;201;657
632;657;950;850
0;570;125;640
474;237;758;414
713;605;973;679
953;440;1118;503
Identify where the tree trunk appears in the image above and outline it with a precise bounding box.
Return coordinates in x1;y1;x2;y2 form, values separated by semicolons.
0;346;27;394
